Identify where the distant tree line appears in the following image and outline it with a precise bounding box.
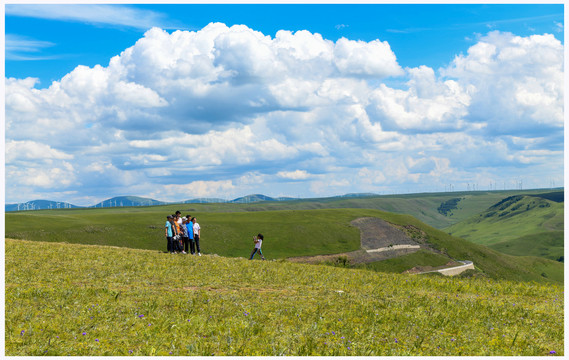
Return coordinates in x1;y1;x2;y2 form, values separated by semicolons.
437;198;463;216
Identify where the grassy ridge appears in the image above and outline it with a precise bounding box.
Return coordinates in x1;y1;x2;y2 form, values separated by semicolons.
23;188;548;228
6;189;559;236
491;232;563;261
5;207;563;283
5;239;563;356
278;189;560;229
445;196;564;261
367;211;564;284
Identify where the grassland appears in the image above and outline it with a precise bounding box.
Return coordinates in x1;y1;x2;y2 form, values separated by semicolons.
17;188;547;228
5;239;563;356
4;208;361;259
491;232;563;261
445;195;564;261
5;206;563;284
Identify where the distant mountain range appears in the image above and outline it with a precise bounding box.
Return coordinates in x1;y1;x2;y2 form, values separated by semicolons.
4;199;80;212
5;193;377;212
230;194;297;203
91;196;168;208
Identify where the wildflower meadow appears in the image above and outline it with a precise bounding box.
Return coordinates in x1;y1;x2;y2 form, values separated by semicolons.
5;239;563;356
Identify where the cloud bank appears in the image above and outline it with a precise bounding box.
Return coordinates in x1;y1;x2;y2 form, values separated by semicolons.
5;24;564;204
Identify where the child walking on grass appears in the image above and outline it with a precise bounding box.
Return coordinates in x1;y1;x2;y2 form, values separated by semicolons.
249;233;266;260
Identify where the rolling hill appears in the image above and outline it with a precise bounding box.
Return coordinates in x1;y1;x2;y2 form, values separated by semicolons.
7;189;560;230
91;196;168;208
5;189;563;281
5;200;79;212
445;192;564;262
229;194;281;203
173;189;560;229
5;206;563;284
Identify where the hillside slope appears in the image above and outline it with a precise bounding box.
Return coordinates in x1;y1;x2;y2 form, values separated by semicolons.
445;194;564;261
369;210;563;284
5;208;563;283
91;196;167;208
73;189;554;229
5;199;79;212
5;239;563;356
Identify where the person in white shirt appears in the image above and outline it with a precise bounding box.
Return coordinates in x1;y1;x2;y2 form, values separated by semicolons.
192;217;201;256
249;233;266;260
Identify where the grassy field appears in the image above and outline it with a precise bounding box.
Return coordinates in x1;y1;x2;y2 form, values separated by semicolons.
256;189;561;229
13;188;548;229
491;232;563;261
5;239;563;356
5;206;563;284
445;195;564;261
4;208;362;258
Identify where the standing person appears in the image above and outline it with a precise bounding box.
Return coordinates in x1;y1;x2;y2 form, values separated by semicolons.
249;233;266;260
185;215;195;254
192;217;201;256
174;213;184;252
175;211;183;227
171;214;182;253
179;217;188;254
165;215;174;253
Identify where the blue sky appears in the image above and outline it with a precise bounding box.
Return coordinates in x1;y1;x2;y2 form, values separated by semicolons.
4;3;565;205
7;4;564;86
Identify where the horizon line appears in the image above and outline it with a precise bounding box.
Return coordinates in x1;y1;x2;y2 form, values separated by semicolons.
5;186;564;211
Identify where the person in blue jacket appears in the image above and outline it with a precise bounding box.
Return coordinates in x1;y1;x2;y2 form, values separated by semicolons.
185;215;195;254
165;215;174;253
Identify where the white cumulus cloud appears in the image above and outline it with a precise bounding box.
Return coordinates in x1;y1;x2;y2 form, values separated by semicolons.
277;170;312;180
4;24;564;203
442;31;563;135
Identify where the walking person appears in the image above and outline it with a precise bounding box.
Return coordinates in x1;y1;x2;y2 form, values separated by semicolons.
192;217;201;256
165;215;174;253
249;233;266;260
186;215;195;254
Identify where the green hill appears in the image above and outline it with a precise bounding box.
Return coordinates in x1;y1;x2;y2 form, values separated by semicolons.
91;195;167;208
5;199;79;212
5;239;563;356
5;207;563;284
150;189;558;229
445;194;564;261
491;232;563;261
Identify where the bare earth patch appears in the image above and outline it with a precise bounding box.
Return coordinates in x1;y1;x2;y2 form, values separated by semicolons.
287;217;435;265
352;217;422;249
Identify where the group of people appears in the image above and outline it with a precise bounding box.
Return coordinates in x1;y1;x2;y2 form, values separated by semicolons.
164;210;266;260
165;211;201;255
